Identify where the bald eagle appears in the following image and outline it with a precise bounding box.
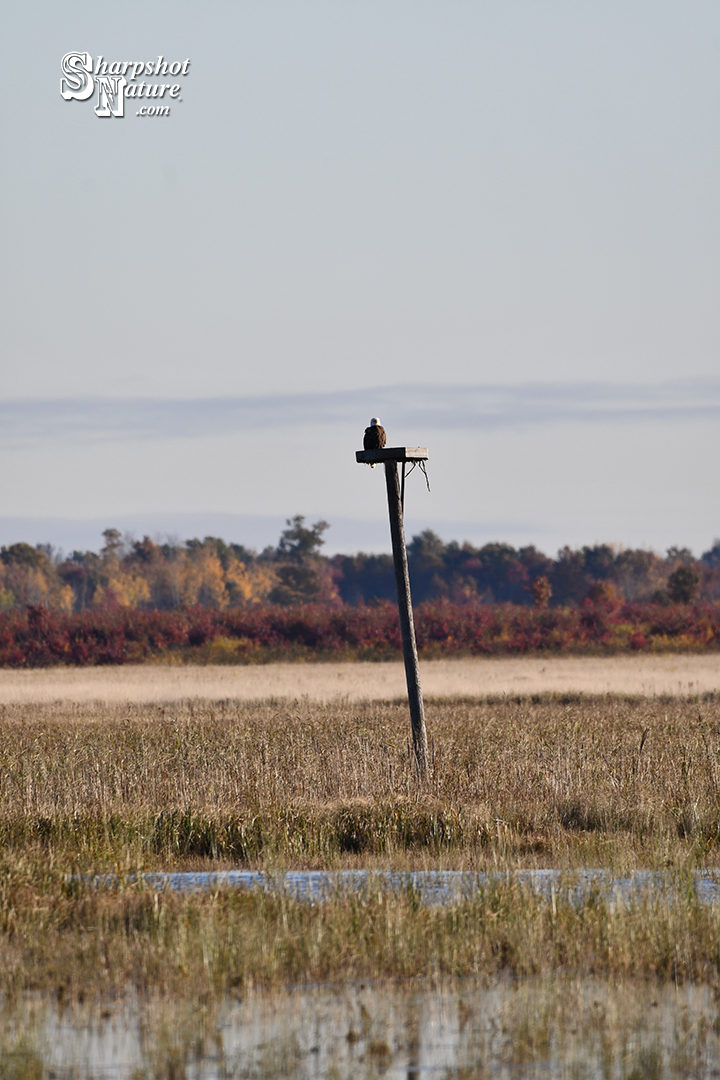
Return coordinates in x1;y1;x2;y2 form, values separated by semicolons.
363;417;386;467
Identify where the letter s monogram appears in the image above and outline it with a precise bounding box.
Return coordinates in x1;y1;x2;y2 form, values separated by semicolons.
61;53;94;101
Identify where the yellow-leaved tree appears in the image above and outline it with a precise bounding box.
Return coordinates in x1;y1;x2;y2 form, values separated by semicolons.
224;559;277;605
0;544;73;611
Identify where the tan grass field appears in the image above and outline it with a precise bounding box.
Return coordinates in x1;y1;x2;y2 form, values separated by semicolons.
5;692;720;871
0;652;718;703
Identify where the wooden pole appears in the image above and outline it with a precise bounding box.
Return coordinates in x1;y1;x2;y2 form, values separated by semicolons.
384;459;429;775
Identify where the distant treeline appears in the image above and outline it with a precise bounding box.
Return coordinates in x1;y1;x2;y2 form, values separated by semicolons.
1;515;719;613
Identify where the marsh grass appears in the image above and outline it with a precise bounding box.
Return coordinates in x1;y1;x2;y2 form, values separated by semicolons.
2;693;720;998
2;693;720;870
1;871;720;1001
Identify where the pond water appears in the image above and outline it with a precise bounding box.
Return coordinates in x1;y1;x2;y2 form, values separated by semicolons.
6;977;720;1079
92;868;720;906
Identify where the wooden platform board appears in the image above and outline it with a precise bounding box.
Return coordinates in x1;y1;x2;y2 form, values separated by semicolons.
355;446;428;463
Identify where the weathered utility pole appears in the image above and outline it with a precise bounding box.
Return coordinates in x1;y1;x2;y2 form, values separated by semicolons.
355;445;429;775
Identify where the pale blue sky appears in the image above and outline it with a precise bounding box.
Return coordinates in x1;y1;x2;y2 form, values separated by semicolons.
1;2;718;554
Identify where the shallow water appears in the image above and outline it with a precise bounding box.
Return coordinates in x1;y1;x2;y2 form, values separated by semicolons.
6;977;720;1078
93;867;720;906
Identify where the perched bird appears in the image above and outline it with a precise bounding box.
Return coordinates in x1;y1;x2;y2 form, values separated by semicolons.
363;417;387;467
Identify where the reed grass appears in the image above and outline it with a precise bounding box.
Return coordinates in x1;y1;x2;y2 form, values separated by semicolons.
1;865;720;999
1;693;719;870
1;693;720;999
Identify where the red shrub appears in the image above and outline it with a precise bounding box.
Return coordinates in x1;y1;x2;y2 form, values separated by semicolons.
0;600;718;667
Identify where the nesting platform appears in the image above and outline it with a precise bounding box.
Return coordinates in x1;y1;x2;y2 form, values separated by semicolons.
355;446;428;465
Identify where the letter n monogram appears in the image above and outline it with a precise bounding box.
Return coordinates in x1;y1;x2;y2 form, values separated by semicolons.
95;76;127;117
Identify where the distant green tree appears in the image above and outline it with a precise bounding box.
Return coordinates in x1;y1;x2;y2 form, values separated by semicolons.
548;547;587;606
701;540;720;570
581;544;616;580
132;537;160;563
518;546;554;581
407;530;445;563
270;516;331;605
407;530;450;600
58;550;102;610
333;553;395;604
666;546;694;564
0;543;48;569
101;528;124;557
277;516;329;560
667;565;700;604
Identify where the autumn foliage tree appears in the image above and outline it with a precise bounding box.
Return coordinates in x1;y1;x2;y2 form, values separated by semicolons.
0;544;72;612
0;525;718;614
530;576;552;609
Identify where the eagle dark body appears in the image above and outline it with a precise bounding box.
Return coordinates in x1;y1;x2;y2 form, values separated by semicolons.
363;423;387;451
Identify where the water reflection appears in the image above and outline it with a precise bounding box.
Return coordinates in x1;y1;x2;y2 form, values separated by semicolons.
5;977;720;1078
93;867;720;906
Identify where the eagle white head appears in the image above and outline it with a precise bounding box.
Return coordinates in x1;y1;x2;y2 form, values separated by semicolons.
370;417;380;426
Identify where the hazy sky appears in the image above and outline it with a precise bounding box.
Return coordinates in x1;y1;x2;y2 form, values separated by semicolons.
1;1;718;555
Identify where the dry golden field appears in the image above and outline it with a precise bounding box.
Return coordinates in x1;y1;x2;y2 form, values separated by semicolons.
2;692;719;872
0;652;718;703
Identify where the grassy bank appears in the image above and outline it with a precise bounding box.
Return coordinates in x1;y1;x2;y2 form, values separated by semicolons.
3;868;720;1001
2;693;720;999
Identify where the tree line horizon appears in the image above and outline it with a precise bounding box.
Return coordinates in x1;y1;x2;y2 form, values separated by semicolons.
1;515;718;614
